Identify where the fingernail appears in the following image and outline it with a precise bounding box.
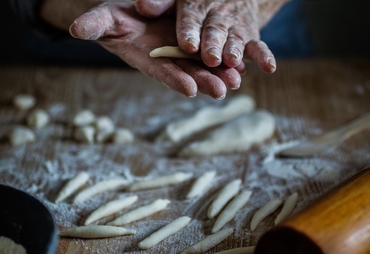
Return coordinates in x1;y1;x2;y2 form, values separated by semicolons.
186;37;199;50
208;47;221;60
231;83;240;90
188;93;197;98
267;57;276;70
216;93;226;100
229;48;241;60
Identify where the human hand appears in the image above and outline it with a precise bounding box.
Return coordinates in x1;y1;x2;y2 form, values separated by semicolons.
135;0;289;72
47;2;242;99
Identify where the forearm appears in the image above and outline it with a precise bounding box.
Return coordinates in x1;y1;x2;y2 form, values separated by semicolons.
39;0;104;31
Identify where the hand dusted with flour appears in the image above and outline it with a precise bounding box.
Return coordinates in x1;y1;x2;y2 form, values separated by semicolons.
136;0;289;70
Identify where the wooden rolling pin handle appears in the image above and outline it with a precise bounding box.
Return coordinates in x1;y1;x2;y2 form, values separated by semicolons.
255;165;370;254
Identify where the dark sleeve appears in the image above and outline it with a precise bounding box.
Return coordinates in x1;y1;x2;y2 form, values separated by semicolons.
6;0;70;40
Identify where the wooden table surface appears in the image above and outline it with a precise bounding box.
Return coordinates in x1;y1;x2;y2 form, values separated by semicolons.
0;59;370;254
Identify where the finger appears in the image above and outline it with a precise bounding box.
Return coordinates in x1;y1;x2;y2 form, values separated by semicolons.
176;2;204;54
200;8;230;68
206;65;242;91
143;58;198;98
174;59;228;100
221;28;245;68
235;62;246;75
243;40;276;73
69;5;112;40
135;0;174;18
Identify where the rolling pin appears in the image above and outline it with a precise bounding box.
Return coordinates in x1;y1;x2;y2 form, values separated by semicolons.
255;165;370;254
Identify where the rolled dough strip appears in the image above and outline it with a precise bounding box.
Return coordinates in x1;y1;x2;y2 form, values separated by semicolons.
250;199;282;231
180;228;234;254
157;95;255;143
214;246;255;254
212;190;253;233
73;178;131;203
138;216;191;249
186;171;216;199
207;179;242;219
84;196;139;225
128;172;193;191
59;225;135;238
149;46;201;60
107;199;171;226
274;192;298;225
55;172;90;203
179;109;275;157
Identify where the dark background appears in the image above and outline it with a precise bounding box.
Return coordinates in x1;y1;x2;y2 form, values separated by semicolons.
1;0;369;65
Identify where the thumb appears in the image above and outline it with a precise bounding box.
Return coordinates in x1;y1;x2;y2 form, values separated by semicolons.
69;6;112;40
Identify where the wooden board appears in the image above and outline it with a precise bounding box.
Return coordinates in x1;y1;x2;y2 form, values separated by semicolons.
0;59;369;253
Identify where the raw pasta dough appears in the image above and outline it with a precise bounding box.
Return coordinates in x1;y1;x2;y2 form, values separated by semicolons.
9;126;36;146
73;178;130;203
186;171;216;199
55;172;90;203
27;109;50;128
157;95;255;143
0;236;26;254
250;199;282;231
138;216;191;249
180;228;234;254
108;199;170;226
208;179;241;219
129;172;193;191
275;192;298;225
84;196;138;225
59;225;135;238
150;46;201;60
13;94;36;110
179;109;275;157
212;190;252;233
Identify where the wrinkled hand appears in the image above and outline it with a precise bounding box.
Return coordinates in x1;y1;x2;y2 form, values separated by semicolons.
136;0;289;71
69;3;242;99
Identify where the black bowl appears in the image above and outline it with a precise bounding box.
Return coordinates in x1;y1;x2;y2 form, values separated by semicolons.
0;184;58;254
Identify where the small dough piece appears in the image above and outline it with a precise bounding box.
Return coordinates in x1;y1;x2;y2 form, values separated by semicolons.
27;109;50;128
74;126;95;144
112;128;134;144
275;192;298;225
180;228;234;254
129;172;193;191
73;178;131;203
84;196;138;225
108;199;171;226
95;116;115;143
150;46;201;60
214;246;255;254
138;216;191;249
157;95;255;143
212;190;253;233
0;236;27;254
13;94;36;110
72;110;95;126
250;199;282;231
55;172;90;203
186;171;216;199
179;109;275;157
59;225;135;238
208;179;242;219
9;126;36;146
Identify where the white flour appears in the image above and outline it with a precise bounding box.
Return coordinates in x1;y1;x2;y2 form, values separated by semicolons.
1;88;369;253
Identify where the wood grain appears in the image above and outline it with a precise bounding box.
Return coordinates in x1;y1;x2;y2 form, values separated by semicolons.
0;59;369;254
